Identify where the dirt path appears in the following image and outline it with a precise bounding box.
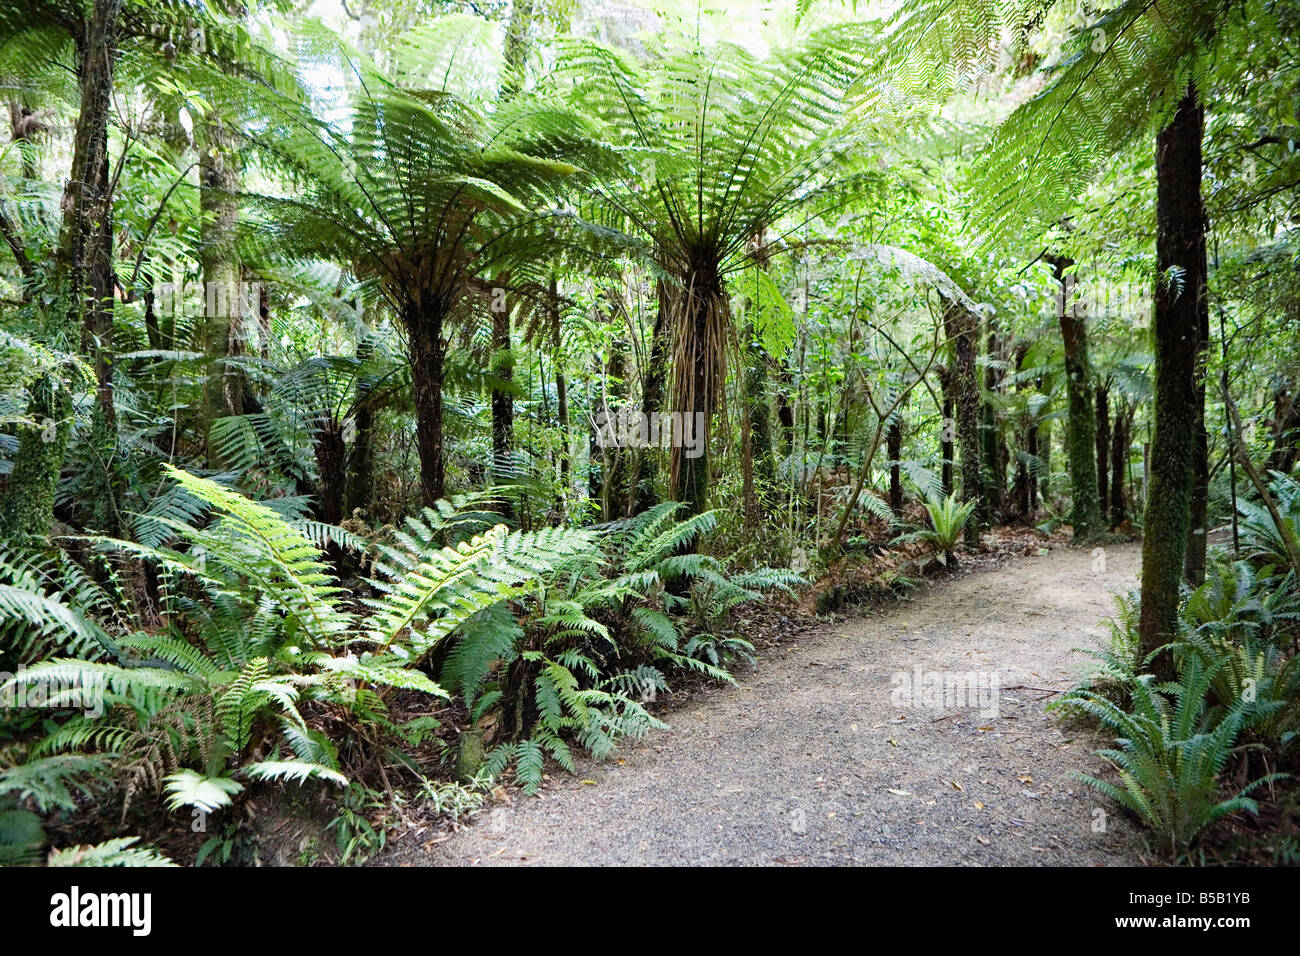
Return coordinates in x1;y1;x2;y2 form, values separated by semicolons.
385;541;1150;866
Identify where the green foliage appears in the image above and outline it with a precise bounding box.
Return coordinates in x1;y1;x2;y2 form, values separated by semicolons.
440;502;801;794
0;468;591;845
1058;657;1279;860
897;491;977;563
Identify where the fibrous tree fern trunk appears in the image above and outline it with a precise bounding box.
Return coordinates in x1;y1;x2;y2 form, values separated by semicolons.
1140;85;1208;680
940;294;984;546
407;301;447;506
669;266;725;514
1047;254;1104;541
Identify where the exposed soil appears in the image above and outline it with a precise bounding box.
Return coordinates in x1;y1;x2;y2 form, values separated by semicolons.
381;539;1151;866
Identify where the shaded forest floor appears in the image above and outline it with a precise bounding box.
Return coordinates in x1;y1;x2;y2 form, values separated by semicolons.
379;539;1150;866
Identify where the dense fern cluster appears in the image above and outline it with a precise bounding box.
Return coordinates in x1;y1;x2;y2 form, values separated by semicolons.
0;466;800;858
1057;472;1300;859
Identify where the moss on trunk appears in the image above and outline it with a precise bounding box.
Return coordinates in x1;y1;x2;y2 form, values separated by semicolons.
1140;86;1207;680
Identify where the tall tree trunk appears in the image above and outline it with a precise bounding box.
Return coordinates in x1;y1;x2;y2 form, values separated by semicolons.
490;291;514;490
83;148;121;536
940;295;984;545
981;314;1005;516
199;114;244;456
1110;400;1131;527
1095;383;1110;522
345;333;375;518
888;412;904;515
670;272;720;514
630;280;670;515
603;339;631;521
2;0;121;541
1040;421;1052;501
1047;254;1104;540
1185;284;1211;585
553;278;570;510
1140;85;1208;680
775;360;794;455
1026;420;1039;516
938;365;954;496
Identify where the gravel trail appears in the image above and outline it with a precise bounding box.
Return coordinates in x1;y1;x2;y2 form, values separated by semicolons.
385;541;1149;866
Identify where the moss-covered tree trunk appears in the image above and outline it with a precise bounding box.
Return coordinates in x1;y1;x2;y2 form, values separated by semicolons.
1047;255;1104;540
981;315;1006;517
940;295;984;546
1095;383;1110;523
1140;86;1208;679
2;0;121;541
1184;295;1210;586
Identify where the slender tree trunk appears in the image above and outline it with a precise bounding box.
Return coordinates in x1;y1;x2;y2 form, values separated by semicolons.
940;295;984;545
938;366;954;496
630;279;670;515
775;360;794;455
1185;286;1211;585
1095;384;1110;522
490;292;514;489
553;279;570;509
1047;255;1104;540
345;333;375;518
1040;422;1052;501
1140;85;1208;679
981;315;1005;516
604;339;631;521
888;413;903;515
1111;401;1131;527
199;114;244;455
